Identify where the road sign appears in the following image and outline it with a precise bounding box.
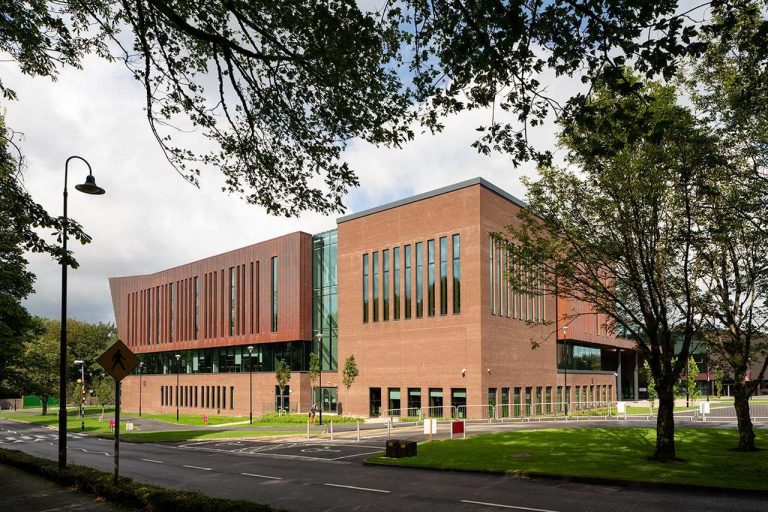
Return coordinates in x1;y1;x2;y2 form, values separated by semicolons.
97;339;139;381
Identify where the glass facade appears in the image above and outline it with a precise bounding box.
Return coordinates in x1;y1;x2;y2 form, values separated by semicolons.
362;253;369;323
393;247;401;320
416;242;423;318
271;256;278;332
404;245;412;319
194;276;199;340
229;267;235;336
136;341;310;375
383;249;390;321
452;234;461;313
557;341;605;371
427;239;435;317
313;230;338;371
439;236;448;315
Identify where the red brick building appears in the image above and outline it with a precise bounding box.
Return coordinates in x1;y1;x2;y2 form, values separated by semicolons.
110;178;638;418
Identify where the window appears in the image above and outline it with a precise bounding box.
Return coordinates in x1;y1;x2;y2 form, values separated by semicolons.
382;249;390;321
388;388;400;416
513;387;521;417
229;268;235;336
362;254;369;323
536;387;543;414
271;257;278;332
427;240;435;316
194;277;199;339
545;386;552;413
393;247;401;320
404;245;412;319
230;386;235;409
501;387;510;418
428;388;443;417
155;287;160;343
439;237;448;315
407;388;420;416
372;251;379;322
452;234;461;314
169;282;175;341
416;242;424;318
489;237;494;314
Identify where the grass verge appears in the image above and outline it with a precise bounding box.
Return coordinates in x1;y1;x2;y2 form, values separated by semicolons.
0;447;280;511
99;429;305;443
368;427;768;491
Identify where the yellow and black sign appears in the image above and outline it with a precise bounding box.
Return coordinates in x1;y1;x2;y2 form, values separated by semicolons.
97;339;139;381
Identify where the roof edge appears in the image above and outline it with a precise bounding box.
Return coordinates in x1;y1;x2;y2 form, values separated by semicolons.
337;177;527;224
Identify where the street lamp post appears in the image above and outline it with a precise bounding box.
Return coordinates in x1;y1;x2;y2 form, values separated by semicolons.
59;156;105;471
562;325;569;416
175;354;181;422
138;362;144;417
315;332;323;426
74;360;85;432
247;346;254;424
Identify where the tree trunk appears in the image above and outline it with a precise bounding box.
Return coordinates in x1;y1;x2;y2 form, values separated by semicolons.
733;378;756;451
654;385;676;461
41;397;48;416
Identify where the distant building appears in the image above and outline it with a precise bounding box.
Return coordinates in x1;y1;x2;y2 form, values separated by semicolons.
109;178;637;418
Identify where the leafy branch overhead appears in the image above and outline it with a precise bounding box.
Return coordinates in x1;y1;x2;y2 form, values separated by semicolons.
4;1;763;216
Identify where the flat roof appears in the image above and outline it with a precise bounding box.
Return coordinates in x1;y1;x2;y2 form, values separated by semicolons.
336;177;527;224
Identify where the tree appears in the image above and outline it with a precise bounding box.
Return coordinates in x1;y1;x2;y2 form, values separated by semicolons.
341;354;359;416
685;356;701;404
274;359;290;414
95;376;115;416
4;1;761;217
642;361;658;411
16;319;60;415
308;351;320;403
714;369;724;398
505;74;716;461
685;2;768;452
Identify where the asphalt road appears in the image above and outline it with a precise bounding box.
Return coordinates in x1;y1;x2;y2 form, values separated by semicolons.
1;419;767;512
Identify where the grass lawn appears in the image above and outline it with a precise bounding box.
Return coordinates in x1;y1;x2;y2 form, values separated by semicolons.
1;409;118;435
128;412;248;426
368;427;768;491
126;411;363;426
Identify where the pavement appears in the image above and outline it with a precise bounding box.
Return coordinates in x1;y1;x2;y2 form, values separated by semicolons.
0;464;123;512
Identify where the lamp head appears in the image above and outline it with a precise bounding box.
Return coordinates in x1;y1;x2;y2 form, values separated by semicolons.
75;174;105;195
74;359;84;365
175;354;181;361
247;345;254;354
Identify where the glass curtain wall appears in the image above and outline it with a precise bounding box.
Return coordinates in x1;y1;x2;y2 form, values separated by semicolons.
313;230;339;371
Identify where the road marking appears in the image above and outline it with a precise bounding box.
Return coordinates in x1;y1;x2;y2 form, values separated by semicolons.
331;450;383;460
141;459;163;464
81;448;110;456
183;465;212;471
241;473;282;480
461;500;560;512
324;483;390;493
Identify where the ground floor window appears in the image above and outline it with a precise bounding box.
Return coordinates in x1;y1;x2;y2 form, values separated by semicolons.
428;388;443;417
452;388;467;418
513;387;521;417
487;388;497;419
275;385;290;413
407;388;421;417
313;387;337;414
501;388;510;418
545;386;552;413
525;387;532;416
369;388;381;417
388;388;400;416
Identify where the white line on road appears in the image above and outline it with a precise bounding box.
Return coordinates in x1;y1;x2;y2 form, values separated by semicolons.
323;483;390;493
461;500;560;512
81;449;110;456
141;459;164;464
331;450;383;460
240;473;282;480
183;465;212;471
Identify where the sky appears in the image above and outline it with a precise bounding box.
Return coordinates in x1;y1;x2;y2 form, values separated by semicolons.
4;40;577;326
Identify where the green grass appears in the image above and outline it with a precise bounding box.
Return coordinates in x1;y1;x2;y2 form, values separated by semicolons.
130;412;247;426
1;410;118;435
368;427;768;491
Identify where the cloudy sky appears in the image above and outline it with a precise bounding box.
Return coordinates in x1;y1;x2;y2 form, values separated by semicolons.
5;45;575;325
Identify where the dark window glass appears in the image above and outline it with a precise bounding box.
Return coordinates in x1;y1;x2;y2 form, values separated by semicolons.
452;234;460;314
489;237;494;314
362;254;369;323
407;387;420;416
439;237;447;315
393;247;400;320
416;242;423;318
229;267;235;336
427;240;435;316
194;277;199;339
372;251;379;322
404;245;412;319
382;249;389;321
271;257;278;332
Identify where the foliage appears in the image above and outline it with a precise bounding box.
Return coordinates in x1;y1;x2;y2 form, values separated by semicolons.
16;319;60;415
714;369;724;398
341;354;359;414
642;361;658;411
94;376;115;409
274;359;290;412
4;1;764;217
505;74;716;460
307;351;320;393
0;448;277;511
685;356;700;402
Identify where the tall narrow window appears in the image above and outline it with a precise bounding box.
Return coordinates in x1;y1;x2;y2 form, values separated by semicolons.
439;237;448;315
393;247;401;320
496;240;502;315
504;248;509;318
362;254;369;323
404;245;412;319
382;249;390;321
169;282;175;341
452;234;461;314
415;242;424;318
194;277;199;339
271;256;278;332
489;237;494;314
372;251;380;322
427;240;435;316
229;267;236;336
155;287;160;343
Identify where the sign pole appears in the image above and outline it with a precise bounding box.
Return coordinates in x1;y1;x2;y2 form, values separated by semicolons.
114;379;120;485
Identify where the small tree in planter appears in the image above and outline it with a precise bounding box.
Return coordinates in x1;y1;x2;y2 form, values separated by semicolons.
275;359;291;415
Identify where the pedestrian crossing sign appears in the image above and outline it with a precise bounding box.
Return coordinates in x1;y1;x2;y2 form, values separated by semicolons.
97;339;140;381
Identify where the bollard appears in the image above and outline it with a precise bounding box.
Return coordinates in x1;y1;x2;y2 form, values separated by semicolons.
463;420;466;439
307;419;310;439
330;421;334;441
387;419;391;440
356;420;360;443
